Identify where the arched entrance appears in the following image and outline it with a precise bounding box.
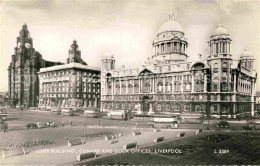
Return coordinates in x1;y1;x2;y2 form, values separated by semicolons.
142;96;150;112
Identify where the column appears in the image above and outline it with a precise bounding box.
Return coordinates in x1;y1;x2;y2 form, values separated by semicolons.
204;70;207;92
163;77;166;93
181;76;183;93
172;76;174;93
119;79;122;94
233;74;237;93
191;73;194;93
139;78;141;93
126;80;128;94
112;80;114;94
153;77;155;93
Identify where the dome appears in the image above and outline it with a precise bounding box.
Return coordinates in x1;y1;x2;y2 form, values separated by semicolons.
158;11;183;34
103;50;114;59
241;48;254;58
211;24;229;37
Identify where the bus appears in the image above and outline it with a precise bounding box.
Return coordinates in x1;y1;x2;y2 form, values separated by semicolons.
107;109;133;120
148;114;180;129
61;108;74;116
84;109;98;118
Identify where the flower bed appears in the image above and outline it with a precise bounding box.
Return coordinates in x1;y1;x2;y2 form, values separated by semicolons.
107;161;132;165
241;132;260;137
200;134;230;143
0;140;55;151
76;132;114;139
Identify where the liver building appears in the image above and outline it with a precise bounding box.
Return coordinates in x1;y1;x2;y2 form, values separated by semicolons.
101;12;257;118
8;24;62;108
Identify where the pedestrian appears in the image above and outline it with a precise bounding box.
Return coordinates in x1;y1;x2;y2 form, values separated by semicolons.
62;120;64;127
70;120;72;126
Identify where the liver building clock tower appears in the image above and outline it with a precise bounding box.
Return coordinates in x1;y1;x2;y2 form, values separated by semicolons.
8;24;62;109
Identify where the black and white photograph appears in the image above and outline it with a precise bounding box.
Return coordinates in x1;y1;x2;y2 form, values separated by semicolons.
0;0;260;165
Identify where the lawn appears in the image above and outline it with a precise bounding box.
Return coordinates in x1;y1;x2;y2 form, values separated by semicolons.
82;131;260;165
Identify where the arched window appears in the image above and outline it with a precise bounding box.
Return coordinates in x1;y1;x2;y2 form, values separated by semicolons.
134;84;139;93
166;82;172;93
165;104;170;111
144;83;150;93
157;104;162;111
175;104;181;111
128;84;133;93
115;85;120;94
107;86;112;94
115;103;119;108
121;85;126;94
157;82;163;92
122;103;125;109
195;105;202;112
184;105;190;111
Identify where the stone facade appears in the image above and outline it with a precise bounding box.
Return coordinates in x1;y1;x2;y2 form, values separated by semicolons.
38;40;101;110
101;12;257;118
8;24;62;108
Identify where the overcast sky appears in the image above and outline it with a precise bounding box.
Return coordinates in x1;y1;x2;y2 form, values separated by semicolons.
0;0;259;92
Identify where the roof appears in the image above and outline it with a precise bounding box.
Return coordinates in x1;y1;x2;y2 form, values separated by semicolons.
210;24;230;39
39;62;100;73
158;12;183;34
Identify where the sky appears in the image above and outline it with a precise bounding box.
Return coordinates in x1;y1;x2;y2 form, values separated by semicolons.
0;0;259;92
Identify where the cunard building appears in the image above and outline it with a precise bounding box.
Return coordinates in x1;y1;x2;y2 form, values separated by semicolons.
38;40;101;110
8;24;62;108
101;12;257;118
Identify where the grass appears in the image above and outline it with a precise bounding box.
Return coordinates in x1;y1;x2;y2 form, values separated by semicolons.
82;131;260;165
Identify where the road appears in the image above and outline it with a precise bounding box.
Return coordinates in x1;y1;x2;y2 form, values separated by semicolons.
3;108;249;131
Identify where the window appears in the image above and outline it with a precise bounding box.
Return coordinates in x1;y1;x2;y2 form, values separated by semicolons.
134;84;139;93
175;104;181;111
157;104;162;111
168;66;171;71
165;104;170;111
107;86;112;94
157;82;163;92
115;85;120;94
184;105;190;111
144;83;150;93
166;83;172;92
223;62;227;68
128;84;133;93
213;83;218;91
121;85;126;94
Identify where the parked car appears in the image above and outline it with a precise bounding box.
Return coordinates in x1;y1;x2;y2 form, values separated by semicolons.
246;121;260;130
25;123;38;129
213;121;229;128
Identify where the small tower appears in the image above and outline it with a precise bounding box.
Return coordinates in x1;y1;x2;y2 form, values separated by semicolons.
240;48;255;71
101;51;115;71
207;24;232;92
67;40;84;64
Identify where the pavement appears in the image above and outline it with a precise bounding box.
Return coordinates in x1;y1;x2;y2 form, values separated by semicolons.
0;128;196;165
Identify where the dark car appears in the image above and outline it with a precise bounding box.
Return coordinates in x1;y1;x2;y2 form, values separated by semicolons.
25;123;38;129
214;121;229;128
